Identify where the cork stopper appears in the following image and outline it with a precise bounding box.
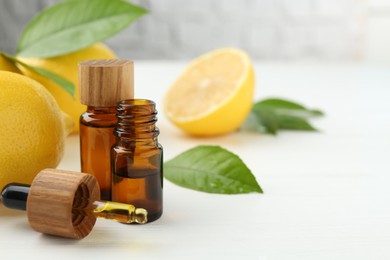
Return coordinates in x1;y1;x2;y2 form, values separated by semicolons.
79;59;134;107
26;169;100;239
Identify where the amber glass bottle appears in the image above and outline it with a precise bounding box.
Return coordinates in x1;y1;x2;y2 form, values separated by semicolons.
111;99;163;222
80;107;117;200
79;59;134;200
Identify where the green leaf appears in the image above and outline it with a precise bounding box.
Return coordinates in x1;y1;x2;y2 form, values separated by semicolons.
252;108;278;135
242;109;278;135
164;146;263;194
242;98;324;134
254;98;324;118
278;115;317;131
16;0;148;58
241;112;268;133
4;54;75;97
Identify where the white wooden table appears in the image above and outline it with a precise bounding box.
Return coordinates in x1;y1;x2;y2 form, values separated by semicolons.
0;62;389;259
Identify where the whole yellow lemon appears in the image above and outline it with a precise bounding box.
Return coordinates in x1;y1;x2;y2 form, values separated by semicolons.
18;43;116;132
0;71;66;190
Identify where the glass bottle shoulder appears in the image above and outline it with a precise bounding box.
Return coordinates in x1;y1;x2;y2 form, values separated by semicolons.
80;106;117;127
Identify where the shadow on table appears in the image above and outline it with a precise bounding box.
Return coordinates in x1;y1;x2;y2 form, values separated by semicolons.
0;202;31;232
37;229;158;251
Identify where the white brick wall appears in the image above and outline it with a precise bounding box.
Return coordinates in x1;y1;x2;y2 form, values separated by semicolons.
109;0;368;61
0;0;388;62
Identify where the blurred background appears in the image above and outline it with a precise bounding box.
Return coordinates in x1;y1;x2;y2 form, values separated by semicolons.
0;0;389;63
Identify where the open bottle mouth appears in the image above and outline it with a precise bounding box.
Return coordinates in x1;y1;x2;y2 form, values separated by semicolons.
117;99;156;115
115;99;159;139
119;99;155;106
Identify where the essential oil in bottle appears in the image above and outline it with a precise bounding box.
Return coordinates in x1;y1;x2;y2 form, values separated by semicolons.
111;99;163;222
79;59;134;200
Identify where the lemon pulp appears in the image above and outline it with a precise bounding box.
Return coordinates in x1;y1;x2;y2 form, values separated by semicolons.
164;48;255;136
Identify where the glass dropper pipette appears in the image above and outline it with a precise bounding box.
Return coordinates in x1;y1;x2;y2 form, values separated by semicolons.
0;183;148;224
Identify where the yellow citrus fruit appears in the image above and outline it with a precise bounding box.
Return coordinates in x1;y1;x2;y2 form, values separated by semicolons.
0;53;22;73
18;43;116;132
164;48;255;136
0;71;67;190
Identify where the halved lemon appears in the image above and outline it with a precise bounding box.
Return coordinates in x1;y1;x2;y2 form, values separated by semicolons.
164;48;255;136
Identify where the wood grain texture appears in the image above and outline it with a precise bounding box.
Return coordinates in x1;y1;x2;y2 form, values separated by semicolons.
79;59;134;107
26;168;100;239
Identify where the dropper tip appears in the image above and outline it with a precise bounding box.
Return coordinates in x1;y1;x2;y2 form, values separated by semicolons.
135;208;148;224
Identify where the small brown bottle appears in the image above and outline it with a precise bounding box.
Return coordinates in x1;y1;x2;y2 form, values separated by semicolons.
111;99;163;222
79;59;134;200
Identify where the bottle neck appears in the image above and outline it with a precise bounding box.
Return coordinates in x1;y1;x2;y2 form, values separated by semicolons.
114;99;159;146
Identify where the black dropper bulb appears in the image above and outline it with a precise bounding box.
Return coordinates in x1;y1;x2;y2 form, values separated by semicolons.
1;183;30;211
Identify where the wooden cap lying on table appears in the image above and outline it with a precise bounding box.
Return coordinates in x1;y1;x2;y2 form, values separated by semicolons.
26;169;100;239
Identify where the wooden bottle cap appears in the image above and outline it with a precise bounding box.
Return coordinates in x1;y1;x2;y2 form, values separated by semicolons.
79;59;134;107
26;169;100;239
